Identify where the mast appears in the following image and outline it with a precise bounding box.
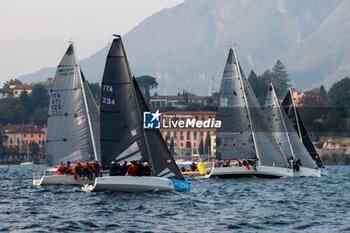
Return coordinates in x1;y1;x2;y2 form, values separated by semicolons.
232;47;260;164
74;45;99;162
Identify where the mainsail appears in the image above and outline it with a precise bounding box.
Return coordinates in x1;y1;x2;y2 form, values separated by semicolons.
216;48;288;168
100;35;184;181
100;37;149;167
281;89;325;168
46;44;100;166
264;84;318;169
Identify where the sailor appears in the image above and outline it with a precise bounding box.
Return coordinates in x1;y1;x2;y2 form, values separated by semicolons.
55;161;65;175
73;161;84;179
294;159;302;172
110;161;121;176
242;159;250;170
226;160;230;167
127;161;139;176
135;161;143;176
64;161;77;179
248;159;257;171
92;161;103;177
83;160;93;180
214;159;220;167
191;162;196;171
235;159;242;167
139;162;151;176
120;161;128;176
223;160;227;167
181;165;186;172
289;156;295;169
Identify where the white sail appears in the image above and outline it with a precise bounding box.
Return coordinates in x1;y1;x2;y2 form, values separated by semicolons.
46;44;99;166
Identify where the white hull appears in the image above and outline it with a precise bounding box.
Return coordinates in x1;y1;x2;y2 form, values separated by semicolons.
83;176;190;193
33;175;94;186
209;166;293;178
20;162;33;165
293;167;321;177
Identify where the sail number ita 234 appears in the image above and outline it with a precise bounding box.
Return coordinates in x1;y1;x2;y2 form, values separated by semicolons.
102;84;116;105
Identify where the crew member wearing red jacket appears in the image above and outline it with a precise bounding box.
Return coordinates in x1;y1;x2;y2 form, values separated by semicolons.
92;161;103;177
65;161;77;179
55;161;65;175
235;159;243;167
127;161;138;176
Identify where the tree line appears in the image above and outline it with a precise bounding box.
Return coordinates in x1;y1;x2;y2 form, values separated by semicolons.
247;60;350;139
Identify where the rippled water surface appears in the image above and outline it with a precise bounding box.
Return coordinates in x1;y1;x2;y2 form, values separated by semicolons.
0;165;349;232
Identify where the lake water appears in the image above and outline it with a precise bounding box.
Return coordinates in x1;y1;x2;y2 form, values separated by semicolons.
0;165;349;232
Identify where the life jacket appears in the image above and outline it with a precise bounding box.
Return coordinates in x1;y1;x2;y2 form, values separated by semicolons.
83;163;91;170
65;165;72;173
92;163;101;172
73;163;81;171
226;160;230;167
57;164;64;172
236;160;242;167
127;165;138;176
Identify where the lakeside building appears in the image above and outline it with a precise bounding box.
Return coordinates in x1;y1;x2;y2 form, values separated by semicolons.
8;84;35;98
159;111;217;160
1;124;46;154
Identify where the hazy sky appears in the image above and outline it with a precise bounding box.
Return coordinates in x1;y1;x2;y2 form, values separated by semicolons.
0;0;184;86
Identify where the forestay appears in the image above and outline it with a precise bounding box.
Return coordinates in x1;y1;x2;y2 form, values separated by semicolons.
46;44;99;166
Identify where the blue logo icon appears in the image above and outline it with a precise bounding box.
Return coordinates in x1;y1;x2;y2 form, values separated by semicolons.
143;110;161;129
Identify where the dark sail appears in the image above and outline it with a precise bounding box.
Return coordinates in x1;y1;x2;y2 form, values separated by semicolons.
133;78;184;181
281;90;325;168
0;133;6;155
100;36;149;168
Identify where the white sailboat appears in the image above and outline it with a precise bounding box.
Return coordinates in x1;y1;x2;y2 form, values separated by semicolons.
208;47;293;178
33;43;101;186
83;35;190;193
264;84;320;177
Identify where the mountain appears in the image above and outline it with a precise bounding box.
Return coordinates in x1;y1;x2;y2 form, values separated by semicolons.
19;0;347;95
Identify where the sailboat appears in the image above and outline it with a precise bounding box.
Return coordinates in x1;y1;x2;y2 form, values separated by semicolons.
264;84;320;177
83;35;190;192
33;43;101;186
281;89;326;173
208;47;293;178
